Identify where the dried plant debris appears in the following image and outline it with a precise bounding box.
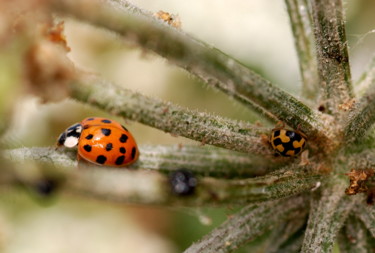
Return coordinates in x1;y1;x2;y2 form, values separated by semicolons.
345;168;374;195
154;10;181;28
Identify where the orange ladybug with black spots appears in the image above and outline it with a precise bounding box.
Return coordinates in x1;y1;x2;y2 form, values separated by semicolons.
57;117;139;166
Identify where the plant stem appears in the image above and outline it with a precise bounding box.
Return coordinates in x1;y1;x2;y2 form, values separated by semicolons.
344;82;375;144
183;196;307;253
311;0;352;117
354;55;375;97
354;202;375;238
337;215;373;253
285;0;319;101
50;0;330;142
301;177;359;253
3;147;322;206
70;75;271;155
260;216;307;253
137;145;277;178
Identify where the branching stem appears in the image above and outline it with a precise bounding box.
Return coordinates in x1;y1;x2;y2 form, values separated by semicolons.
50;0;330;142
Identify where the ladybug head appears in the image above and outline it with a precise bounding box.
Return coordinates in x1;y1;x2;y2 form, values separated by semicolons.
57;123;83;148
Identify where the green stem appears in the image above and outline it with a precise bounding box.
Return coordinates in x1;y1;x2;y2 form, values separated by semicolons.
137;145;277;178
285;0;319;101
355;55;375;97
354;202;375;238
259;216;307;253
183;196;307;253
3;147;322;206
337;215;373;253
344;82;375;144
311;0;353;117
301;177;360;253
51;0;330;141
70;75;271;155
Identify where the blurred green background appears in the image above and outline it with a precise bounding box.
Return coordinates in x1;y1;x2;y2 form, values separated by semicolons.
0;0;374;252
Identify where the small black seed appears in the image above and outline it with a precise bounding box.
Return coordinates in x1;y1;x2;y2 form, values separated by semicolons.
106;143;113;151
96;155;107;164
101;128;111;136
85;134;93;140
119;134;128;143
115;155;125;165
83;145;92;152
102;119;112;123
119;147;126;154
131;147;136;159
121;125;128;131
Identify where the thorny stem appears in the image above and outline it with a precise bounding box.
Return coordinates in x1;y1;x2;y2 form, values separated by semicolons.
311;0;353;117
3;147;322;206
301;177;359;253
285;0;319;101
183;196;307;253
70;74;272;155
50;0;331;142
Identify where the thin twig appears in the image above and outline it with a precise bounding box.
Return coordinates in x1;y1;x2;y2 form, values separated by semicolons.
285;0;319;101
50;0;331;142
311;0;353;117
70;75;272;155
183;196;307;253
301;177;359;253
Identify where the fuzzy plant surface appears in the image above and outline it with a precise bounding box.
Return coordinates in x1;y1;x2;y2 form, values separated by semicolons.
1;0;375;252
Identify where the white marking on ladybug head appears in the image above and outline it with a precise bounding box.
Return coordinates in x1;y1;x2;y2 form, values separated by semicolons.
64;136;79;148
57;123;82;148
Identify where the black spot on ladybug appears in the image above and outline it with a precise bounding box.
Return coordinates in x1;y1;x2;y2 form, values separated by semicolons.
273;130;280;137
115;155;125;165
96;155;107;164
272;138;283;146
131;147;136;159
106;143;113;151
87;118;94;121
101;128;111;136
102;119;111;123
169;169;197;196
120;134;128;143
83;144;92;152
121;125;128;131
85;134;93;140
119;147;126;154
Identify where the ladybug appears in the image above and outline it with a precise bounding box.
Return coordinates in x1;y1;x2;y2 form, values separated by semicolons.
269;123;307;157
169;169;197;196
57;117;139;166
